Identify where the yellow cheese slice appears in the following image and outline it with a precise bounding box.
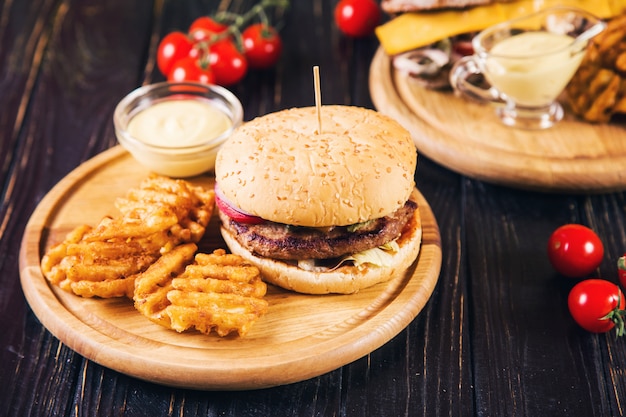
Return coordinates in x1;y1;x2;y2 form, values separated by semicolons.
375;0;626;55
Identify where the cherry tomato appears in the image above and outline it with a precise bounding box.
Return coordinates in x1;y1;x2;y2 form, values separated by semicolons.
618;255;626;289
242;23;283;69
187;44;203;61
157;31;194;76
334;0;381;38
209;39;248;86
214;186;264;224
189;16;228;42
167;57;215;85
568;279;625;335
452;40;474;56
547;224;604;278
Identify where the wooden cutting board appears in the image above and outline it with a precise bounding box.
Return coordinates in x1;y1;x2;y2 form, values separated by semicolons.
19;145;442;390
369;47;626;193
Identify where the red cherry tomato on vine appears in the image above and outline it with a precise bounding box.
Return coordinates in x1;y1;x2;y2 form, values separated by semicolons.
334;0;381;38
189;16;228;42
157;31;194;76
242;23;283;69
568;279;625;335
547;224;604;278
167;57;215;85
209;39;248;86
452;40;474;56
187;44;203;61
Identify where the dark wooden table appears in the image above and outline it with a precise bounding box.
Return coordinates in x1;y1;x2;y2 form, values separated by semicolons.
2;1;626;416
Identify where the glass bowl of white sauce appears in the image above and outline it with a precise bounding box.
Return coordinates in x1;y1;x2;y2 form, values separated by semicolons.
114;82;243;177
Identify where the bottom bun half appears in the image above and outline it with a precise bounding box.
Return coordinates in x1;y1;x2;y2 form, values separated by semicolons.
219;203;423;295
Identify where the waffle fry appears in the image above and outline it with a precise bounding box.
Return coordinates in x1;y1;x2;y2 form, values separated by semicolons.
114;175;215;244
566;14;626;122
40;175;268;337
133;243;197;327
41;224;92;286
133;247;269;337
40;175;215;298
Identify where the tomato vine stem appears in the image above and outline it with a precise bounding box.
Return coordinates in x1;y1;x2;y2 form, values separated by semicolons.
601;289;626;337
212;0;290;50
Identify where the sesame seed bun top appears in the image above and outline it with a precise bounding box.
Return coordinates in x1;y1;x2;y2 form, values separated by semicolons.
215;105;417;227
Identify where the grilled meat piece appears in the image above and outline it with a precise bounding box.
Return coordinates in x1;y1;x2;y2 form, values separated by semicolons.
218;197;418;261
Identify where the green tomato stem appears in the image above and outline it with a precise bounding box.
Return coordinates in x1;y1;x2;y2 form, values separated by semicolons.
209;0;289;50
618;256;626;272
602;288;626;337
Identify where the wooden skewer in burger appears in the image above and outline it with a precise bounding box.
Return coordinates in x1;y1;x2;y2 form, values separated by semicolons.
214;66;422;294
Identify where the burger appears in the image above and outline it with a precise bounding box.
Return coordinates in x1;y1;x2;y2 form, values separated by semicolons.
214;105;422;294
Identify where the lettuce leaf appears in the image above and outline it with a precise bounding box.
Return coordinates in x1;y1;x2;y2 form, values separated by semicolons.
344;240;400;270
296;240;400;272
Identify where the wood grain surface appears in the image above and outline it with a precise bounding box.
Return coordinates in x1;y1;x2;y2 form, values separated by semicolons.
369;48;626;193
5;1;626;416
19;146;442;390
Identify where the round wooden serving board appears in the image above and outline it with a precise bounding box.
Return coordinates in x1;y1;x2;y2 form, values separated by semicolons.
369;47;626;193
19;145;442;390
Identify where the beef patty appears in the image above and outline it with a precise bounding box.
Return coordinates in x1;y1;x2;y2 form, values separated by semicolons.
218;197;418;260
